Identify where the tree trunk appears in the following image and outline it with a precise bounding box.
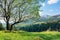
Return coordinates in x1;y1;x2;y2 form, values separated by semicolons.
10;22;19;31
10;20;23;31
10;21;22;31
10;25;13;31
6;20;10;30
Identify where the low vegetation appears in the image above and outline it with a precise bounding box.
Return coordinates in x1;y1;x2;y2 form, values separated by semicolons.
0;31;60;40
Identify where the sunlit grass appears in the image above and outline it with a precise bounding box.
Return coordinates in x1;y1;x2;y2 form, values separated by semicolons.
0;31;60;40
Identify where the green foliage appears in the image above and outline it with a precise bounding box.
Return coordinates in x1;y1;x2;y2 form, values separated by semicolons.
11;0;45;21
0;23;4;30
26;0;32;3
0;0;45;31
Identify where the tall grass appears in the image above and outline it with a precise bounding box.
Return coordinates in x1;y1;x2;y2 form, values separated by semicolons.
0;31;60;40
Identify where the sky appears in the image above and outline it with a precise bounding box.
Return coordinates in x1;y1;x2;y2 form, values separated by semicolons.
40;0;60;16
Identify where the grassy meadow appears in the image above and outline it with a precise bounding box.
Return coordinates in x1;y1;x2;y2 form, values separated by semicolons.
0;31;60;40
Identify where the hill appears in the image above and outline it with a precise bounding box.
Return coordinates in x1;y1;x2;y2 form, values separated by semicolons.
39;14;60;22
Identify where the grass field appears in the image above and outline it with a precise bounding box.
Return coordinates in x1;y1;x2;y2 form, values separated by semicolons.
0;31;60;40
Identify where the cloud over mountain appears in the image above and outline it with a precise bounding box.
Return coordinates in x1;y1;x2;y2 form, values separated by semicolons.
47;0;59;4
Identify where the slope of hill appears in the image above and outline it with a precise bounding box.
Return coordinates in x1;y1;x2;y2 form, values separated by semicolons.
0;31;60;40
39;14;60;22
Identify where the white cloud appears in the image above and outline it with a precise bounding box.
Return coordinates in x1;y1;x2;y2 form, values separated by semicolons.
47;0;59;4
49;9;59;12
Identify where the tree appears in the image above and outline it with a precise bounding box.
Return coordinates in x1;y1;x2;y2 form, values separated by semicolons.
0;0;45;31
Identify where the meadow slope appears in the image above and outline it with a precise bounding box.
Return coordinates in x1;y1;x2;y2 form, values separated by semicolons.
0;31;60;40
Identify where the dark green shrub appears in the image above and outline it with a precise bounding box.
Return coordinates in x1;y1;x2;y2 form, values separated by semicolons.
0;23;4;30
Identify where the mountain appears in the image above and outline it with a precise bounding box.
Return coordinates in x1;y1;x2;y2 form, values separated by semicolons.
48;15;60;21
39;15;51;22
39;14;60;22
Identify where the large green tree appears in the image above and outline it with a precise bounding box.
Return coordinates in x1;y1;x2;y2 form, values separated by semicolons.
0;0;45;31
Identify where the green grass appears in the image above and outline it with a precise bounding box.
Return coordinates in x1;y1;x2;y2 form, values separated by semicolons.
0;31;60;40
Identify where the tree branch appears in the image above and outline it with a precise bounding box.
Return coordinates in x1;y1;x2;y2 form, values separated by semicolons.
12;0;26;10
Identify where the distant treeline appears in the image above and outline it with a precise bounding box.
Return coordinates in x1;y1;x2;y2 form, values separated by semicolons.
0;20;60;32
19;21;60;32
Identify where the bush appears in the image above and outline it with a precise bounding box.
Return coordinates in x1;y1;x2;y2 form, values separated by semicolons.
0;23;4;30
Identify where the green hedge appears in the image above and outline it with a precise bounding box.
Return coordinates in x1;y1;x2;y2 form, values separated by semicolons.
0;23;4;30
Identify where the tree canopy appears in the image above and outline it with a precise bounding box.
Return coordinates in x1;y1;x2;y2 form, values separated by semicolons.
0;0;45;31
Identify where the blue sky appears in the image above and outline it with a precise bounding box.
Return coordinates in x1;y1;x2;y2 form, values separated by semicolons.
40;0;60;16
